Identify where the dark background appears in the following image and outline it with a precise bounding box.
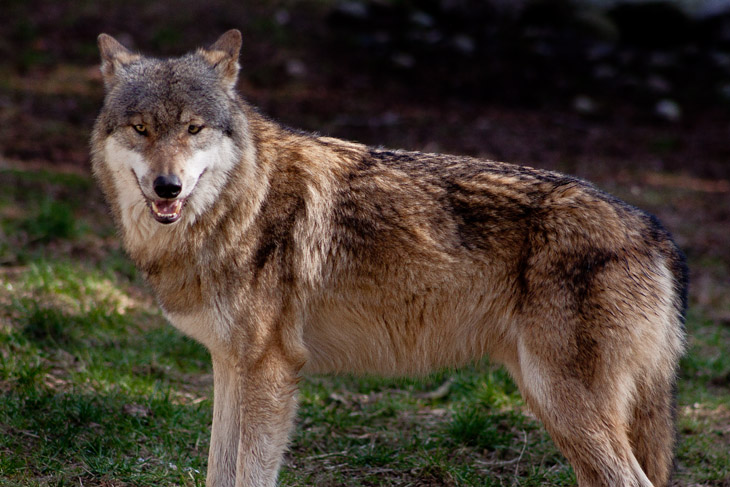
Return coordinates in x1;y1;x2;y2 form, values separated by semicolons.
0;0;728;321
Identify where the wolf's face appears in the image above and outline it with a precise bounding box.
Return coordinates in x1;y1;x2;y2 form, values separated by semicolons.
101;99;238;225
95;31;244;226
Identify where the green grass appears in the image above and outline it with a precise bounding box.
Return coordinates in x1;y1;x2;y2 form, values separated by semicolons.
0;168;98;265
0;258;212;486
0;166;728;486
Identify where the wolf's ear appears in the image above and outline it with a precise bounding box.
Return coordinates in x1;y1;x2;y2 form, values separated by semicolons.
199;29;242;94
97;34;140;90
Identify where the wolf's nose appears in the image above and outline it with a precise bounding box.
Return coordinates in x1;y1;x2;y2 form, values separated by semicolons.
153;175;182;199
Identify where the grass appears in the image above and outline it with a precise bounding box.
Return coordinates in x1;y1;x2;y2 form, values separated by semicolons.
0;166;728;487
0;258;211;486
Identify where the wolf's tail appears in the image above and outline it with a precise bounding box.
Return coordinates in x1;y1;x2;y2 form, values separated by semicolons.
629;235;688;487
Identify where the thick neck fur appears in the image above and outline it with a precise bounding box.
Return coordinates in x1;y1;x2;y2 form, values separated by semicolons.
98;105;360;315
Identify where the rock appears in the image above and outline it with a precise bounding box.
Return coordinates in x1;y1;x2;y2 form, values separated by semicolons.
334;1;368;20
452;34;476;54
655;99;682;121
392;52;415;68
409;10;435;28
285;59;307;78
573;95;597;114
647;75;672;93
275;9;291;26
593;63;617;79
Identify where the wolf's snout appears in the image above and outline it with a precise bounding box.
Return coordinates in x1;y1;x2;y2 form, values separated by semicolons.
153;174;182;199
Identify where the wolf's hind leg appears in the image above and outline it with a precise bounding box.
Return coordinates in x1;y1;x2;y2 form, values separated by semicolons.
512;340;655;487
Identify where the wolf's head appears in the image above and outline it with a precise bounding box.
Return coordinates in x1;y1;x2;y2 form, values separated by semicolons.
93;30;246;226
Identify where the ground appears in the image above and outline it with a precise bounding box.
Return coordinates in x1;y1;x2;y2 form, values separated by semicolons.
0;1;728;486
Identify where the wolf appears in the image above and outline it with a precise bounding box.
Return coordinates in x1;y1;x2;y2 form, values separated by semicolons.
91;30;687;487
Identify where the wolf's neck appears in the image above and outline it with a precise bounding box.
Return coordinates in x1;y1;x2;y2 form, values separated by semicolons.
121;106;358;287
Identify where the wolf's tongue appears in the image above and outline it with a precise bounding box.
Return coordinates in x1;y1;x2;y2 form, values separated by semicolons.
153;200;180;214
151;199;183;223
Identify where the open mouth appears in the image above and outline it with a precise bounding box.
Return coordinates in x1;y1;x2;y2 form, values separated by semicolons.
150;199;184;224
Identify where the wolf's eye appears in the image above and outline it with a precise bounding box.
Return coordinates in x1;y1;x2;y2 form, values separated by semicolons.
133;124;147;135
188;124;203;135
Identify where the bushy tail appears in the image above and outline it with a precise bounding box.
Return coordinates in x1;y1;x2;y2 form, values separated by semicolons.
630;235;687;487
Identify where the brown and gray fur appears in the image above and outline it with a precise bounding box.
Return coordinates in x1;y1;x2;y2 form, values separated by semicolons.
91;30;688;487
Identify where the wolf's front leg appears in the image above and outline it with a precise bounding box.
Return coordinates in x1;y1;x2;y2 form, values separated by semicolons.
206;355;243;487
232;348;300;487
207;349;300;487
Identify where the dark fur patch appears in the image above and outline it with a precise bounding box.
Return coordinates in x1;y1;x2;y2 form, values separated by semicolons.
443;179;533;252
564;249;617;311
251;168;306;284
331;183;420;266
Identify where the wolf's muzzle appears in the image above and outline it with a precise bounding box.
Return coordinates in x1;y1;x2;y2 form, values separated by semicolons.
150;174;185;224
153;174;182;199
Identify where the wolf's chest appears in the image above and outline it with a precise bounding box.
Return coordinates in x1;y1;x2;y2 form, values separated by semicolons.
163;306;233;354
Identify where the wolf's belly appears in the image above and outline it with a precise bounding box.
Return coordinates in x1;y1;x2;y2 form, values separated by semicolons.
301;287;515;376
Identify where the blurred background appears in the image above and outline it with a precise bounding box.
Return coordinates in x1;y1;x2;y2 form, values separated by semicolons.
2;0;729;322
0;1;728;485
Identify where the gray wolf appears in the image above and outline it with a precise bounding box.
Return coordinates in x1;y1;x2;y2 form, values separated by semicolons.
91;30;688;487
